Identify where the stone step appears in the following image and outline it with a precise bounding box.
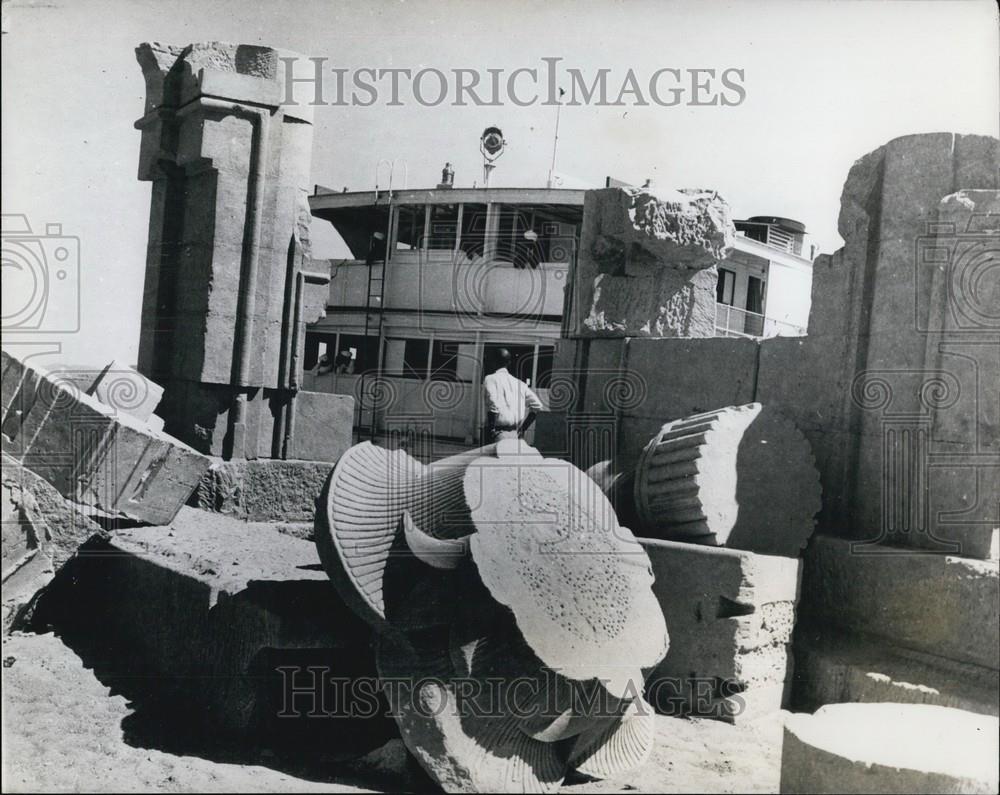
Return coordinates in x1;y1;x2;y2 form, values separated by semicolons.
800;535;1000;672
28;506;391;754
794;629;998;718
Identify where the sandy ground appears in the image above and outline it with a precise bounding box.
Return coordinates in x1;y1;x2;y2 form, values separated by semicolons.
2;631;784;793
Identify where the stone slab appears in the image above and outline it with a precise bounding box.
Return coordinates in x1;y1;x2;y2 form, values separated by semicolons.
2;453;105;632
1;350;210;525
799;535;1000;671
284;390;354;463
625;336;760;421
29;506;385;746
90;359;164;422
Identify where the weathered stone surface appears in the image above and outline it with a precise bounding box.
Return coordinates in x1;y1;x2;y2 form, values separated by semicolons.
2;349;210;525
134;41;333;460
569;187;735;338
794;629;999;718
642;539;800;723
2;453;105;632
633;403;821;556
283;390;354;462
767;134;999;557
317;439;668;791
193;458;335;522
90;359;164;422
465;443;668;694
799;535;999;672
780;703;999;794
28;506;385;748
534;336;762;476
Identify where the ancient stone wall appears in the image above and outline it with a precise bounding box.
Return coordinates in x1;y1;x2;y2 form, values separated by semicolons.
541;133;999;560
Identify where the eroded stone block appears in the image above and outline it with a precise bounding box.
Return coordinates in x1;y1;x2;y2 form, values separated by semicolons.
1;350;209;525
193;458;335;522
2;453;105;632
641;538;801;723
799;535;999;672
570;187;735;338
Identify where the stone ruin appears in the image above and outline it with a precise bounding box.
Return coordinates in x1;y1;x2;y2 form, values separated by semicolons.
133;42;352;465
1;36;997;795
314;439;668;792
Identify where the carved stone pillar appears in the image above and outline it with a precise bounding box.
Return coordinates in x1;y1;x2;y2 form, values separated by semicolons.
134;42;337;460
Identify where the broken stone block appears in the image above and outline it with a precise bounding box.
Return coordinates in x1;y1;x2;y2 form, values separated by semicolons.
780;703;999;794
193;458;336;522
641;538;801;723
633;403;821;556
2;453;105;632
27;506;389;752
568;187;735;338
90;359;164;422
1;349;210;525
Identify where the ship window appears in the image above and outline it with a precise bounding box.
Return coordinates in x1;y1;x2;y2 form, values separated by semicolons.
495;205;538;268
305;332;337;371
535;345;555;389
396;205;423;251
402;338;430;378
428;204;459;250
337;334;379;374
716;268;736;306
429;340;461;381
746;276;765;315
460;203;488;259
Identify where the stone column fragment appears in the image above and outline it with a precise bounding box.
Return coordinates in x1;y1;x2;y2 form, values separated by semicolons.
633;403;821;556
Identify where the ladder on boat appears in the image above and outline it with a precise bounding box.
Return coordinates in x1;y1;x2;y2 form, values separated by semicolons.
356;159;406;441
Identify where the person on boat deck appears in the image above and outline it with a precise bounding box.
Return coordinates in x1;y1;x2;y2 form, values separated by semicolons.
483;348;543;443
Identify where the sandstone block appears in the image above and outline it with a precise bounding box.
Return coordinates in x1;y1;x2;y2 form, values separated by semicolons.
2;453;105;632
780;703;999;793
1;350;210;525
641;538;801;722
90;359;164;422
570;187;735;338
29;506;385;750
193;458;335;522
799;535;999;671
794;630;998;718
284;390;354;462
